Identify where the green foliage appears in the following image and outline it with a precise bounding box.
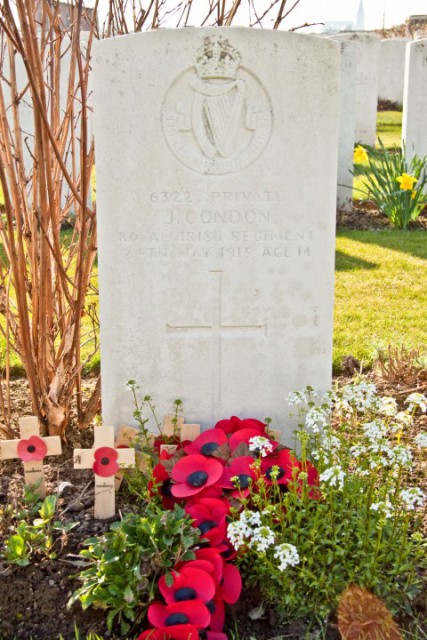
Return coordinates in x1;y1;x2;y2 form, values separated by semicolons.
1;493;77;567
353;140;427;229
69;503;200;634
230;382;427;623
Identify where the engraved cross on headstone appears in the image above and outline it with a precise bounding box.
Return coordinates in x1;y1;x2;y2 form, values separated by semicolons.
166;270;267;410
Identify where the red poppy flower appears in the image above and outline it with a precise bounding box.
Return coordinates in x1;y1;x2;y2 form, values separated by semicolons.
92;446;119;477
148;600;210;630
220;456;259;497
261;448;299;486
186;485;223;504
17;436;47;462
149;463;177;510
215;416;266;435
205;595;225;632
202;633;228;640
219;540;238;562
171;454;223;498
186;498;229;547
184;429;228;459
159;566;216;605
229;428;267;451
219;563;242;604
137;624;199;640
176;548;225;587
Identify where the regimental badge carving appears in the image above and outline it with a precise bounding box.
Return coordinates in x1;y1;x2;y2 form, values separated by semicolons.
161;36;273;175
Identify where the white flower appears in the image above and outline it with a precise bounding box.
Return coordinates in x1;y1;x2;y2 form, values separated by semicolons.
350;444;366;458
227;520;250;550
387;445;412;468
274;543;300;571
248;436;274;457
399;487;425;511
305;406;331;433
362;420;388;442
240;510;262;527
249;525;275;552
414;432;427;448
340;381;379;413
287;387;317;408
394;411;413;428
378;396;398;417
227;510;262;550
370;499;393;519
287;391;307;407
319;465;346;490
405;393;427;413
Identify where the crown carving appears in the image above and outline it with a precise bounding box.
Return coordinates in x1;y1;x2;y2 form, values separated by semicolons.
194;37;242;80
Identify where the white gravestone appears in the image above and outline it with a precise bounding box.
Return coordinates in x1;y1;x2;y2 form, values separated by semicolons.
92;29;339;437
402;39;427;164
378;38;411;107
333;38;357;212
334;33;380;146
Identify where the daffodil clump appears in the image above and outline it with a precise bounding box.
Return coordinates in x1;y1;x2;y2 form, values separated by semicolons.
352;140;427;229
230;381;427;624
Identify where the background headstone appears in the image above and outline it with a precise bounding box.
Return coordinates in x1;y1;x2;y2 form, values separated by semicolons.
92;28;339;438
0;34;93;212
332;38;357;212
402;38;427;163
378;38;412;107
334;32;380;146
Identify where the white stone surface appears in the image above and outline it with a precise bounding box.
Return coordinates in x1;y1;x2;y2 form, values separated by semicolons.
402;39;427;163
378;38;411;106
92;28;339;438
333;38;357;212
334;32;380;146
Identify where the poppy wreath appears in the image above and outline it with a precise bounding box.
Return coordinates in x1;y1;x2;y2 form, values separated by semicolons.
139;415;319;640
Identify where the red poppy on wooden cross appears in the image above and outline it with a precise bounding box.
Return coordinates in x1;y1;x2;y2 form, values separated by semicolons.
73;426;135;519
0;416;62;496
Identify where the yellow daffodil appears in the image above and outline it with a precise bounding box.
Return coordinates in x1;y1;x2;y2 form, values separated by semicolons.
396;172;417;191
353;145;368;164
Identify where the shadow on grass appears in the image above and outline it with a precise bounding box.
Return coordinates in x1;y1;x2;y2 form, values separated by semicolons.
337;230;427;262
335;249;377;271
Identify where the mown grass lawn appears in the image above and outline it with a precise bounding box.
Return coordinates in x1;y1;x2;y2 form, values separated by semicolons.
334;230;427;371
376;109;402;149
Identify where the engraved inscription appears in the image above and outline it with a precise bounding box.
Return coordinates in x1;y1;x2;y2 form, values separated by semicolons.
119;187;315;260
161;36;273;174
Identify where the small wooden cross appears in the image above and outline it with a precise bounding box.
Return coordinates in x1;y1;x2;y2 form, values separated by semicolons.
0;416;62;496
114;417;201;486
114;425;153;490
73;426;135;519
162;415;200;442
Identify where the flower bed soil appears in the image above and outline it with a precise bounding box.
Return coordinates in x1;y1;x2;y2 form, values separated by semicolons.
1;202;427;640
337;201;427;231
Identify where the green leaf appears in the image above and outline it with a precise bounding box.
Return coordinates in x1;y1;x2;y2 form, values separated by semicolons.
123;585;134;603
39;495;57;520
